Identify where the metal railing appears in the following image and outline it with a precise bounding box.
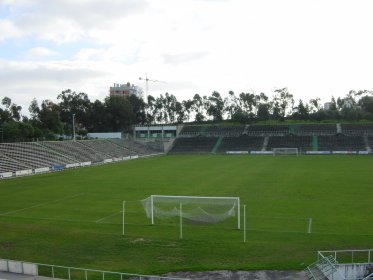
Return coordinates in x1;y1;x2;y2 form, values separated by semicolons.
318;249;373;265
305;254;344;280
0;259;190;280
314;250;373;280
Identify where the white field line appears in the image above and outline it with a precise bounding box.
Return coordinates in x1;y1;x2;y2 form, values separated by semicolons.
0;214;372;236
0;193;85;215
95;211;122;223
0;215;87;223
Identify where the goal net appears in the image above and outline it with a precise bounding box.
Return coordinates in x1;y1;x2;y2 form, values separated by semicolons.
272;148;299;156
141;195;241;229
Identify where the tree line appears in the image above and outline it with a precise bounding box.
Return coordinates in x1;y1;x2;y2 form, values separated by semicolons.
1;88;373;142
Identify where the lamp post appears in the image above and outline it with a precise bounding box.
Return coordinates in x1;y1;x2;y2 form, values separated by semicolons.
72;113;76;141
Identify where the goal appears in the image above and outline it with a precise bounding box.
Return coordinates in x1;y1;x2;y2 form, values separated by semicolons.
272;148;299;156
141;195;241;229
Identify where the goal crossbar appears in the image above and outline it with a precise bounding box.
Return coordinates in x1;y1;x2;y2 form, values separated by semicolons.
145;195;241;229
272;148;299;156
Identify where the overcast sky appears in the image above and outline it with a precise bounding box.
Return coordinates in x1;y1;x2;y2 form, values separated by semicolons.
1;0;372;113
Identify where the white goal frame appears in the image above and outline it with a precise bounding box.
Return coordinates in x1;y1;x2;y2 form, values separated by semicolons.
147;195;241;229
272;147;299;156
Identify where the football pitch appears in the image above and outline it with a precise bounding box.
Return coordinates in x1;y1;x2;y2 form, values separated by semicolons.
0;155;372;274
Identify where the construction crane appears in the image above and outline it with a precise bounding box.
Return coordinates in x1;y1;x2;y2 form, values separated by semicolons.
139;73;167;101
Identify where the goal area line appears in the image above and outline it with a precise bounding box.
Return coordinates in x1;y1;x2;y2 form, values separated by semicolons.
1;214;370;237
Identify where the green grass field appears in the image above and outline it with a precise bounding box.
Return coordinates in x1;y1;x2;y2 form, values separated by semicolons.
0;155;372;275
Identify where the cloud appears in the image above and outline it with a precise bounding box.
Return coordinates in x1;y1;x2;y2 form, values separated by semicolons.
0;19;22;41
0;59;110;113
7;0;148;44
0;60;107;85
162;51;209;66
23;47;59;58
0;0;372;110
73;48;105;60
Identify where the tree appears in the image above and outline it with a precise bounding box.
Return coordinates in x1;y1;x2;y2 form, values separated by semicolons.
309;97;321;113
104;95;134;131
206;91;225;121
359;95;373;114
292;99;309;120
256;92;270;121
87;100;106;132
192;94;205;122
257;103;270;120
182;99;193;122
57;89;91;129
39;100;63;134
175;101;186;123
238;92;258;117
128;94;146;124
225;91;240;120
162;92;178;123
273;88;294;118
2;97;11;108
146;95;156;124
29;98;40;121
0;97;22;122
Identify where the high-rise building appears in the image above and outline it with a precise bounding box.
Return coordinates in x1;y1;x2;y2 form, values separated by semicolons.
109;82;141;97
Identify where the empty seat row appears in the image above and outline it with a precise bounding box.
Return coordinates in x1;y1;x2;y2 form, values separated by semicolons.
169;137;218;154
318;135;366;151
0;139;162;174
217;136;264;152
205;125;245;137
0;142;75;169
341;124;373;135
246;125;289;136
293;124;336;135
267;136;313;151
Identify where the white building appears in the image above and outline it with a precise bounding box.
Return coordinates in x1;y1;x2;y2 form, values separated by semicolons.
324;102;332;110
109;82;142;98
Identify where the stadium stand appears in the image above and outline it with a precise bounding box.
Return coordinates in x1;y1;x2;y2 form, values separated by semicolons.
179;125;204;137
267;136;312;152
41;141;110;162
217;136;264;153
341;124;373;135
0;142;75;169
0;153;30;173
1;124;372;176
0;139;164;175
368;136;373;150
318;135;366;151
294;124;337;135
169;137;218;154
79;140;132;158
204;125;245;137
246;125;289;136
109;139;161;155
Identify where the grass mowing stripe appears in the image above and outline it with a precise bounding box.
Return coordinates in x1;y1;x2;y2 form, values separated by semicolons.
0;155;372;273
0;193;86;215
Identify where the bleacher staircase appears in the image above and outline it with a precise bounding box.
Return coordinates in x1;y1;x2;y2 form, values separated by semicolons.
312;136;318;151
243;125;250;135
337;123;342;134
211;137;223;153
262;136;269;151
363;135;372;153
305;255;338;280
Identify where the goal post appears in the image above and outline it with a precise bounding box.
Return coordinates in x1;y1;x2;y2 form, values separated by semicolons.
272;147;299;156
141;195;241;229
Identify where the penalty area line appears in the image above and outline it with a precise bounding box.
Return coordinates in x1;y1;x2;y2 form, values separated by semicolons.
95;211;122;223
0;193;86;216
